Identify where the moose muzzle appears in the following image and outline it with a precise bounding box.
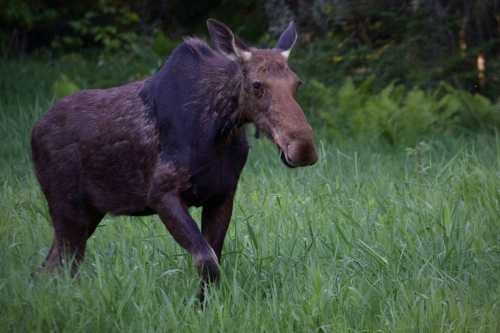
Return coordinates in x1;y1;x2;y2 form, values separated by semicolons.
281;139;318;168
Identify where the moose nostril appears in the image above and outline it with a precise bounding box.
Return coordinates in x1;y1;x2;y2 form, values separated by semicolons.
280;150;296;168
286;141;318;166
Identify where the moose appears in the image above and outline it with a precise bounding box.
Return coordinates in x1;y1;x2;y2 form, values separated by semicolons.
31;19;317;290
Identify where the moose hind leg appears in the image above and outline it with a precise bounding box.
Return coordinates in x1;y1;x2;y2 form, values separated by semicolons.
42;201;103;274
33;140;103;274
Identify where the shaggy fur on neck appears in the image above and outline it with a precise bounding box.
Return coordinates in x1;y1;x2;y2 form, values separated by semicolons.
140;38;244;149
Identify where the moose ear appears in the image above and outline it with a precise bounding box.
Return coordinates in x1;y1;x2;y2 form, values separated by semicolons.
275;21;297;60
207;19;252;61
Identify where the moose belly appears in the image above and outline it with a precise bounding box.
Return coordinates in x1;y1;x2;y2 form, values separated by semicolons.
80;138;157;215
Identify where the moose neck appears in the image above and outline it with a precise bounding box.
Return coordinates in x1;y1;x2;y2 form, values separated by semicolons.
206;63;245;142
141;38;247;164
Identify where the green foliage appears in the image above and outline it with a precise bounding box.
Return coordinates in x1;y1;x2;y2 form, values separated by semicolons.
51;74;80;99
52;1;140;52
300;77;500;146
1;0;58;30
290;1;500;100
442;84;500;131
152;31;179;59
0;0;142;54
3;1;498;101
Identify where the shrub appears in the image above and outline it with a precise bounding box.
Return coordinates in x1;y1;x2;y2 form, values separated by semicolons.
299;78;500;146
51;74;80;99
52;1;140;52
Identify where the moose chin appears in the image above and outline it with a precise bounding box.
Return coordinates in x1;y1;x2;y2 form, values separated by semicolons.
31;18;317;298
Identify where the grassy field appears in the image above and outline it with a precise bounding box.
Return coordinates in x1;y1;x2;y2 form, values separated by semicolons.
1;57;500;332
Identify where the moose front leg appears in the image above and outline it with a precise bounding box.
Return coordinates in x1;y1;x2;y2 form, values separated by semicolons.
201;193;235;262
151;192;220;284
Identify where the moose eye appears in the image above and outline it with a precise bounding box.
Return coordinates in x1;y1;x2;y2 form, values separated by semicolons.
252;81;264;97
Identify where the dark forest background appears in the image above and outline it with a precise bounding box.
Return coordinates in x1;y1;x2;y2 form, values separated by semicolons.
2;0;499;144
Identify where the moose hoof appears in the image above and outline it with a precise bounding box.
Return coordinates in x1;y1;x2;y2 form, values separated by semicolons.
196;257;220;284
194;247;220;283
196;259;220;305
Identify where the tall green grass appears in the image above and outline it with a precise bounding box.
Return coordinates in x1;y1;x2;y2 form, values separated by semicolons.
1;57;499;332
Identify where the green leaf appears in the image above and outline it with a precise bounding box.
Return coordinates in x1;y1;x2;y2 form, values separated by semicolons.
51;74;80;99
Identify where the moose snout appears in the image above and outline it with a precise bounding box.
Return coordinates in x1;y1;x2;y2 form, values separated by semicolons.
282;139;318;168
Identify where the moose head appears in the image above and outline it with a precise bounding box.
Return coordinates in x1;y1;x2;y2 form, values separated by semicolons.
207;19;318;168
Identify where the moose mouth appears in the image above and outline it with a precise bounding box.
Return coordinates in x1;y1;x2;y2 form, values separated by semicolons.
279;150;297;168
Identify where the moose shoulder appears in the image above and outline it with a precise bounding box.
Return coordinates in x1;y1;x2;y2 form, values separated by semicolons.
31;19;317;292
